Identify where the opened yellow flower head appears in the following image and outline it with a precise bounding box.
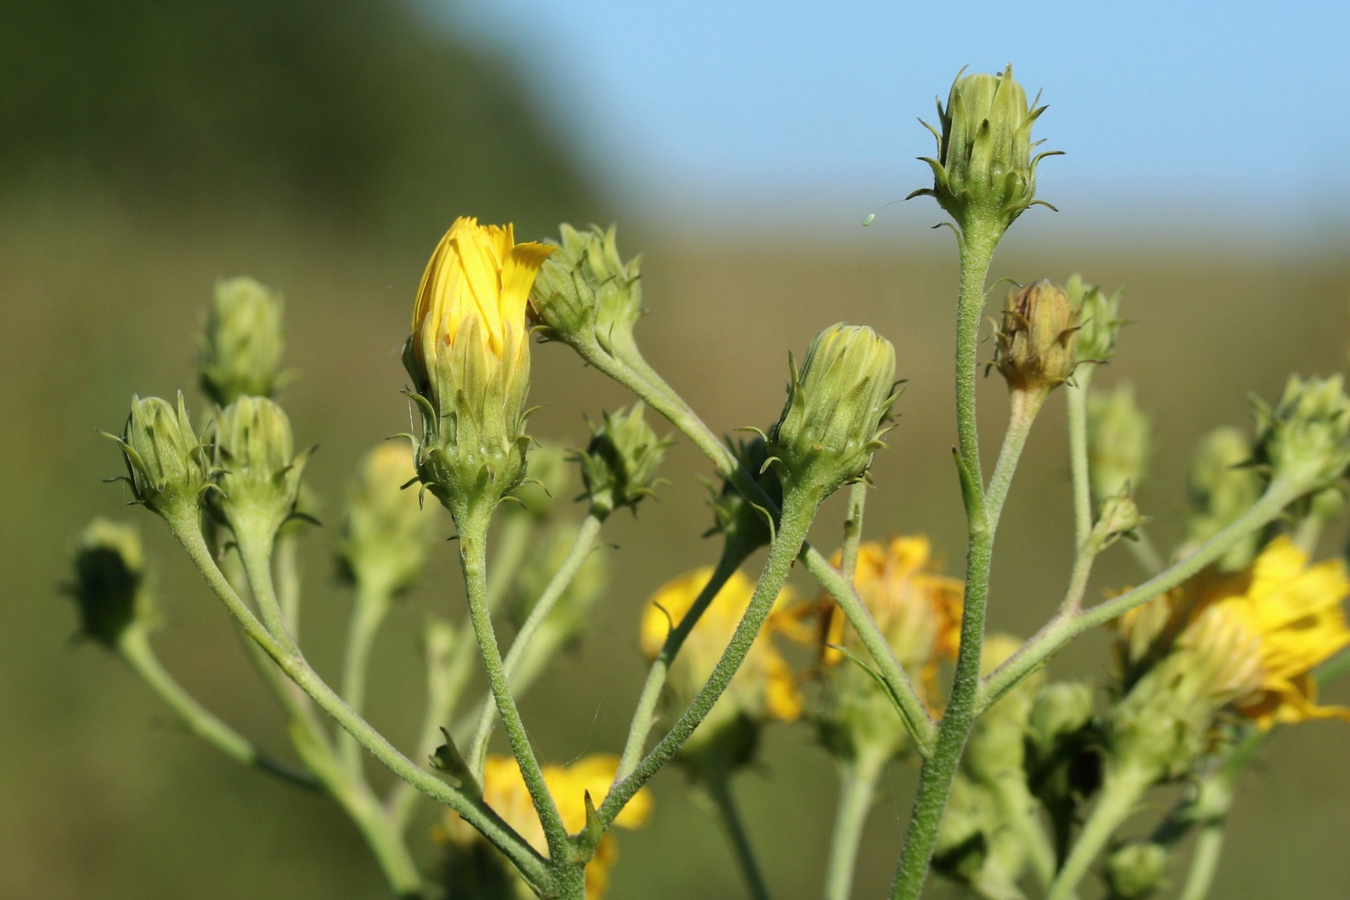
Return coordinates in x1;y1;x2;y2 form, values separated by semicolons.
403;218;554;517
438;754;651;899
815;536;963;762
640;567;805;761
1118;536;1350;732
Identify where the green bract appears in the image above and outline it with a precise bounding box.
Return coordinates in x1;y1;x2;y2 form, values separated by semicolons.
769;323;897;499
212;395;311;541
910;65;1057;238
575;403;669;519
113;393;213;520
1251;374;1350;492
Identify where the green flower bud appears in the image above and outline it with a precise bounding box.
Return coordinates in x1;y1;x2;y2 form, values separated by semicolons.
1104;841;1170;899
211;396;312;541
1181;427;1263;570
993;280;1079;397
66;518;155;648
1066;274;1125;364
769;323;897;499
1087;382;1150;504
1251;374;1350;492
199;277;285;406
705;436;782;558
112;393;213;520
337;442;438;597
909;65;1057;238
576;404;670;519
506;441;572;521
1090;487;1145;551
529;223;645;366
1027;681;1095;755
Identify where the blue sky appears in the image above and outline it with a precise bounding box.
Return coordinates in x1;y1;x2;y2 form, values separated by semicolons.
440;0;1349;240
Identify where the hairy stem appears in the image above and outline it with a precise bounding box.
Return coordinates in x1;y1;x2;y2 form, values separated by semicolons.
1046;764;1151;900
824;750;886;900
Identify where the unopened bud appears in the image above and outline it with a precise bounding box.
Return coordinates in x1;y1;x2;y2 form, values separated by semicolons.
111;393;213;520
1067;274;1125;365
338;443;438;597
67;518;155;648
199;277;284;406
909;65;1056;237
576;404;670;519
769;323;897;499
1090;488;1145;551
1087;382;1150;504
1181;427;1262;570
1104;841;1169;898
994;280;1078;396
1028;681;1095;754
211;396;311;541
529;224;644;365
1251;374;1350;493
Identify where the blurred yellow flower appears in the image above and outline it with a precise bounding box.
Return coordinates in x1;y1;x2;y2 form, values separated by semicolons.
640;567;804;726
462;754;652;899
407;217;554;403
1119;536;1350;730
819;537;964;700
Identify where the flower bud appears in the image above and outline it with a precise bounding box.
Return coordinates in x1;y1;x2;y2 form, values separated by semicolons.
993;280;1078;397
1087;382;1150;504
198;277;285;406
1066;274;1125;365
66;518;155;648
705;436;782;558
1180;427;1262;570
1251;374;1350;493
1104;841;1169;899
211;396;311;541
576;404;670;520
404;218;554;520
529;223;644;364
909;65;1055;237
769;323;897;499
1027;681;1095;755
1090;487;1145;551
112;393;213;520
337;442;438;598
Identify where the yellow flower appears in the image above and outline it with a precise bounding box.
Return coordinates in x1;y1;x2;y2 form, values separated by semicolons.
819;536;964;701
640;567;804;728
476;754;651;899
1119;536;1350;730
403;217;554;513
409;217;554;399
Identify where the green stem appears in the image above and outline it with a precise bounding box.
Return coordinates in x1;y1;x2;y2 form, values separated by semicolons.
889;225;1004;900
988;774;1057;889
588;487;818;847
615;548;746;781
455;503;572;865
116;627;318;789
840;480;869;581
388;617;482;829
167;510;553;891
985;388;1046;532
340;583;392;777
1046;764;1151;900
468;513;604;774
275;529;303;638
235;528;299;655
824;751;885;900
703;766;773;900
1178;820;1227;900
1065;370;1095;551
568;338;933;751
978;478;1303;713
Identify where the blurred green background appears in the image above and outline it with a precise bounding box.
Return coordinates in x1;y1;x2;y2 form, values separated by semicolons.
3;2;1349;899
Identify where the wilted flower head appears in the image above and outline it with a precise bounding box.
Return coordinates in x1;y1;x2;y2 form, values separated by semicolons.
439;754;651;899
640;567;805;762
404;218;554;517
993;280;1078;398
